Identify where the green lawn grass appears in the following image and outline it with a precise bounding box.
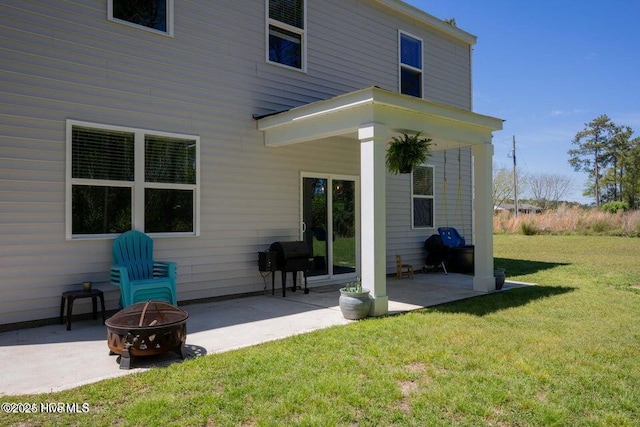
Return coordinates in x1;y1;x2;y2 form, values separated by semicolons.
4;235;640;426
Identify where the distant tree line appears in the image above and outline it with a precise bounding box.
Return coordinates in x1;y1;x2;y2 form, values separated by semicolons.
568;114;640;209
493;164;575;211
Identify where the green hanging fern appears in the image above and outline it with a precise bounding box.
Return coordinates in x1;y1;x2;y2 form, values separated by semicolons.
385;132;433;174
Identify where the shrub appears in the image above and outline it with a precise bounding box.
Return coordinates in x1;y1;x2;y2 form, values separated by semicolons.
520;220;538;235
601;201;628;214
590;219;612;234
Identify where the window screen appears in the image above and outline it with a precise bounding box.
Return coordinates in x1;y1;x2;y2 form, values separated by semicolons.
268;0;305;70
400;32;423;98
112;0;168;33
68;122;199;237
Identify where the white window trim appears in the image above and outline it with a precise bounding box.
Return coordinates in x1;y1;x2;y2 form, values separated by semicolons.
266;0;307;72
65;120;200;240
411;164;435;229
108;0;175;37
398;30;424;98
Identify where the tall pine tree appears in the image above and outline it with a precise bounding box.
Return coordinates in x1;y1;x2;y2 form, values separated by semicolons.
568;115;618;207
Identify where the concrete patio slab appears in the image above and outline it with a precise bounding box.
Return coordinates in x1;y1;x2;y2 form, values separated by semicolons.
0;273;528;396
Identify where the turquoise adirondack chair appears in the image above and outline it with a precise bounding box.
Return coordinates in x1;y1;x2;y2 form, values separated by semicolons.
110;230;177;307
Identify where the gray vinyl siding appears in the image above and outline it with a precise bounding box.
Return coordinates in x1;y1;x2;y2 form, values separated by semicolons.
0;0;474;325
386;147;473;271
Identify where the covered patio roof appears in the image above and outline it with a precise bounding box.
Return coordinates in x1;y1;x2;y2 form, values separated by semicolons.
256;87;503;317
256;86;503;149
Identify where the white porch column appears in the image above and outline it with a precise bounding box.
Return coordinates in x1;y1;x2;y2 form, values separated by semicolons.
472;142;495;292
359;123;388;316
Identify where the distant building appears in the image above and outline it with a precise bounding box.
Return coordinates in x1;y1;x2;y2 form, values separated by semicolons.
494;203;543;214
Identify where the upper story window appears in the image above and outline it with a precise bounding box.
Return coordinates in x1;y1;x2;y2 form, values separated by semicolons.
66;120;199;239
412;165;434;228
108;0;174;36
399;31;423;98
267;0;306;71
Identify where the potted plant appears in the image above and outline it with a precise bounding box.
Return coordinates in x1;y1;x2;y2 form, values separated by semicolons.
339;277;371;320
385;132;433;174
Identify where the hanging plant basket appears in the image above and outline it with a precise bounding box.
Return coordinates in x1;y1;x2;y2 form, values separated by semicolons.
398;164;413;174
385;132;433;175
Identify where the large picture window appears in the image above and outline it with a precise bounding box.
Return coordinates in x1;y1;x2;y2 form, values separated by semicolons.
66;121;199;239
267;0;306;70
108;0;173;36
399;31;423;98
412;165;434;228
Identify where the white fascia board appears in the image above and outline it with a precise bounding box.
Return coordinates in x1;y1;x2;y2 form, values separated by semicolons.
370;88;504;132
257;88;376;131
373;0;477;45
258;87;503;132
257;87;503;147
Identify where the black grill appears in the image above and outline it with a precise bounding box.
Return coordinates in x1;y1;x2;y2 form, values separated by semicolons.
259;241;313;296
423;235;474;274
424;234;449;273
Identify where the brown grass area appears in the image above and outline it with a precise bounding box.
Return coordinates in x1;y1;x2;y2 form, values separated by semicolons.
494;205;640;236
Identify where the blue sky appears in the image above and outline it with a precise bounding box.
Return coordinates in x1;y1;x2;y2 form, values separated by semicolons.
405;0;640;203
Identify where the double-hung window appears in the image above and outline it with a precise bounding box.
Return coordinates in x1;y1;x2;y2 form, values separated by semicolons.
267;0;306;71
399;31;423;98
66;121;199;239
108;0;174;36
412;165;434;228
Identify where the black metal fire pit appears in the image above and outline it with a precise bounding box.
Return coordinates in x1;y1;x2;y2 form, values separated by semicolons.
105;301;188;369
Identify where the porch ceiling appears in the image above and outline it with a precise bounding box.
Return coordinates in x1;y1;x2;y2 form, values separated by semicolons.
256;87;503;148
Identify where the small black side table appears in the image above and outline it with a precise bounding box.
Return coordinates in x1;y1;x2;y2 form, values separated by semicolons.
59;289;106;331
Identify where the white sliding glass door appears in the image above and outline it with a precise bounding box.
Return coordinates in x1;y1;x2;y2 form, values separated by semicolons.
301;174;358;280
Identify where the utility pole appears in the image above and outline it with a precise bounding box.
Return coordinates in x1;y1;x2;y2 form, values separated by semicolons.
509;136;518;217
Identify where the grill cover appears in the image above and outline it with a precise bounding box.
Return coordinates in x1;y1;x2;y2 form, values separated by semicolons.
424;234;448;266
269;241;312;271
270;241;309;258
266;241;313;296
